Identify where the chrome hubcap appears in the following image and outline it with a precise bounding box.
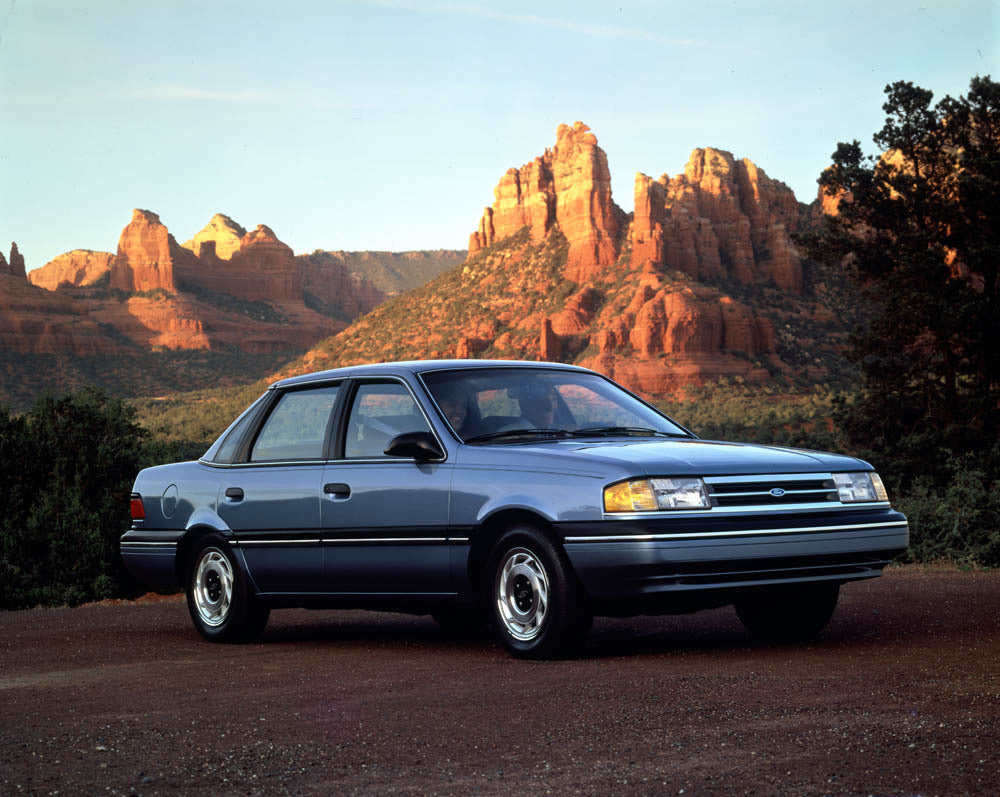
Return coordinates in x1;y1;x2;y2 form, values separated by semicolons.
194;548;233;627
496;547;549;641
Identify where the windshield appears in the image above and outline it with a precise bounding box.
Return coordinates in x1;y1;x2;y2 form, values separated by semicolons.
420;367;691;443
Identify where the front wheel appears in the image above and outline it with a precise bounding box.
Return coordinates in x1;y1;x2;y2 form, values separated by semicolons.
735;583;840;644
486;526;591;659
186;534;269;642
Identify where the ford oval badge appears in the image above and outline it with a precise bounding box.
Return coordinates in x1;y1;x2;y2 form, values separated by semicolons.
769;487;786;497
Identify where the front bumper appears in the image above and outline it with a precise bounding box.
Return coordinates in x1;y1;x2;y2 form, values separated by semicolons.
557;508;908;602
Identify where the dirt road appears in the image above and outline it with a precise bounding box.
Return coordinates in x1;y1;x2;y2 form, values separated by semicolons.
2;567;998;795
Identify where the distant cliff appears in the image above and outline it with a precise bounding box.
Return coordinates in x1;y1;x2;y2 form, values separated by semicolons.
2;215;456;407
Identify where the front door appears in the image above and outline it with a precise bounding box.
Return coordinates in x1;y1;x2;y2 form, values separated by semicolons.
321;379;453;595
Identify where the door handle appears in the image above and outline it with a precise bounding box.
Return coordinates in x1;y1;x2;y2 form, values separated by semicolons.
224;487;244;501
324;482;351;498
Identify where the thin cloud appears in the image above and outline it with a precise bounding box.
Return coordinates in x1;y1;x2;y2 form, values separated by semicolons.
370;1;707;47
128;86;264;102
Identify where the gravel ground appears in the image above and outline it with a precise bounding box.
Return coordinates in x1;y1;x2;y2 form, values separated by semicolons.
1;566;998;796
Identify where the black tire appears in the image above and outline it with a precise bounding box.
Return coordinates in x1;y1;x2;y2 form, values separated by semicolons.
186;534;270;643
486;525;592;659
735;583;840;644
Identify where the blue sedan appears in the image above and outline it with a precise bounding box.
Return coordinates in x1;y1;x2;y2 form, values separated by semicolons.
120;360;908;658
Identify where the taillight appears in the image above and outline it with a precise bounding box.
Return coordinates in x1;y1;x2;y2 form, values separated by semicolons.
130;493;145;520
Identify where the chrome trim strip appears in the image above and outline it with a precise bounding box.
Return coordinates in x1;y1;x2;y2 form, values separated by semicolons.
715;489;832;498
237;539;320;546
324;457;445;465
323;537;447;544
234;536;451;545
565;520;909;542
702;472;835;483
604;501;891;519
120;541;178;548
227;460;328;468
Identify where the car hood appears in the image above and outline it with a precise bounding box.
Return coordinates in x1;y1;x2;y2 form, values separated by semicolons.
461;437;870;477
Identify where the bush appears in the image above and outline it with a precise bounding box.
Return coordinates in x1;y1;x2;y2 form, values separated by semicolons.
0;388;155;608
895;450;1000;567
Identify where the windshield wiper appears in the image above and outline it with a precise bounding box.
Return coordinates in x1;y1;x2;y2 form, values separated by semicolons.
569;426;686;438
464;428;573;444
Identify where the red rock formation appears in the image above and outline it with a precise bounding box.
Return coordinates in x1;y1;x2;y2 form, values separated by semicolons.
0;271;126;356
468;122;624;281
28;250;115;290
175;221;301;302
455;336;487;359
540;318;561;361
550;286;600;335
6;243;26;279
233;225;301;301
182;213;247;260
110;209;197;293
297;252;386;318
633;148;804;293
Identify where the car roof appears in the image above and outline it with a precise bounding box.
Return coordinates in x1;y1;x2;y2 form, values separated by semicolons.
271;359;592;389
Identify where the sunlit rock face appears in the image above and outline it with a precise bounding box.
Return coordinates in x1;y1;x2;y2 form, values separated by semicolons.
633;148;804;293
28;250;115;290
182;213;247;261
109;209;196;293
292;123;840;398
468;121;625;282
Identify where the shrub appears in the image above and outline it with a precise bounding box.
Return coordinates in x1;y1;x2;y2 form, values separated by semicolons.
0;388;152;608
895;450;1000;567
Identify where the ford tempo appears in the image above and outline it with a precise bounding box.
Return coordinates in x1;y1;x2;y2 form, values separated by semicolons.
120;360;908;658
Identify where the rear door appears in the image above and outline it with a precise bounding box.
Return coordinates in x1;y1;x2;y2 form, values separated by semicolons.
218;383;341;594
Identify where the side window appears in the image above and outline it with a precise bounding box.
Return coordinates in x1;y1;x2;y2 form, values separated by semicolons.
344;382;431;458
250;384;340;461
214;399;264;464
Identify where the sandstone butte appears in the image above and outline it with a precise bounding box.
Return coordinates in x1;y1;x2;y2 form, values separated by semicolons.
288;121;844;398
1;242;129;356
16;209;389;355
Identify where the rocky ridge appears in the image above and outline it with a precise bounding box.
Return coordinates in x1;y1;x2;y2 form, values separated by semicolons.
287;123;847;397
1;243;127;357
16;210;398;354
1;215;462;407
27;250;115;291
305;250;466;296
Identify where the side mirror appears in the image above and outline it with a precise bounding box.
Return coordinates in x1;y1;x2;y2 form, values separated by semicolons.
384;431;445;461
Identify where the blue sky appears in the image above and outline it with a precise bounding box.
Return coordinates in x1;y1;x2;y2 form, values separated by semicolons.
1;0;995;270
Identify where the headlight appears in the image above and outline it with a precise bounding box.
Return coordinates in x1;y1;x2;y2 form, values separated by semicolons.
832;472;888;503
604;477;711;512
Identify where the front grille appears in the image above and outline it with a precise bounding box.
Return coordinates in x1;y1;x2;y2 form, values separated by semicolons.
704;474;839;508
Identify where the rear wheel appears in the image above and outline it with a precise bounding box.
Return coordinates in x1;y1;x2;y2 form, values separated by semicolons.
186;534;269;642
486;526;591;659
735;583;840;644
